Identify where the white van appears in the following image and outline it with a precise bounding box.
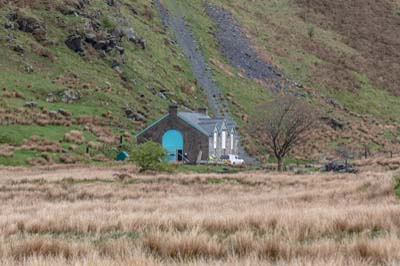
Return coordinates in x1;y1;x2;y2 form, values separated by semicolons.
220;154;245;166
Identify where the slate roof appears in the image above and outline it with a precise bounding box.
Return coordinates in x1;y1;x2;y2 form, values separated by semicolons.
135;111;236;138
178;112;236;136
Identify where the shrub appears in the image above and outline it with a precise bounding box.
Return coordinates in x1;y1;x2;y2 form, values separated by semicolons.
308;25;315;40
101;17;115;30
131;141;167;172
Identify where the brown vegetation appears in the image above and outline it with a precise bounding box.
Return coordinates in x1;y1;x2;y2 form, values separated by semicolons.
91;153;110;162
88;141;103;150
0;144;14;157
21;136;61;152
63;130;85;145
1;89;25;99
59;153;82;164
0;166;399;265
27;153;54;166
296;0;400;94
0;107;73;127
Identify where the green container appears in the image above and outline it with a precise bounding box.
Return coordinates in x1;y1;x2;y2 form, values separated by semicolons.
116;151;129;161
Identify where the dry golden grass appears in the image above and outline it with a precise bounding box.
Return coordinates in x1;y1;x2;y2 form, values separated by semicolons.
21;136;61;153
0;144;15;157
63;130;85;145
0;166;399;265
354;156;400;171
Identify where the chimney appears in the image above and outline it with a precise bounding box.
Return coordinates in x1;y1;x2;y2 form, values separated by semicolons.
197;107;208;116
169;105;178;117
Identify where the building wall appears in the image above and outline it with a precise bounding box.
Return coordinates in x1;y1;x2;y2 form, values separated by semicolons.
137;113;209;164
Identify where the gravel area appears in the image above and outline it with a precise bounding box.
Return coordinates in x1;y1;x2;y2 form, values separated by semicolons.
206;3;284;91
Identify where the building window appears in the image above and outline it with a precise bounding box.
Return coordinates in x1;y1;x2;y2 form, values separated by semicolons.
221;130;226;150
213;130;217;149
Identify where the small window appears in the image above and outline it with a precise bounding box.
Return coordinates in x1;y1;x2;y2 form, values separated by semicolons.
213;130;217;149
221;130;226;149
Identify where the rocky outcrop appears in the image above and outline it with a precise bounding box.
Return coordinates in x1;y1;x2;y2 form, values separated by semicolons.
57;0;90;15
123;106;146;121
121;27;146;49
7;11;47;42
65;34;85;55
322;116;345;130
106;0;118;7
24;101;38;108
125;3;139;15
46;89;81;104
12;43;24;54
65;27;145;56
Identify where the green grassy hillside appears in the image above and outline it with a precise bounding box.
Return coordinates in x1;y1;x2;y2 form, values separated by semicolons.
0;0;399;165
161;0;400;158
0;0;207;165
170;0;400;121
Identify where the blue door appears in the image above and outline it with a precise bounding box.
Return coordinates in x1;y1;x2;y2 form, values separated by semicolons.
162;130;183;162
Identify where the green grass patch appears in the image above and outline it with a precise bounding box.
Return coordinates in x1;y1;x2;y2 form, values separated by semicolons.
395;176;400;199
178;164;243;173
332;73;400;123
0;125;74;145
207;177;225;185
0;150;39;166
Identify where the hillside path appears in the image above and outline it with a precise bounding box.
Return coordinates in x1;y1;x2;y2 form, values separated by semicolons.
154;0;256;164
154;0;224;117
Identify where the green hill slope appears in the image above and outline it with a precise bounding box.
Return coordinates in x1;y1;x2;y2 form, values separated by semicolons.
0;0;399;165
0;0;207;165
160;0;400;159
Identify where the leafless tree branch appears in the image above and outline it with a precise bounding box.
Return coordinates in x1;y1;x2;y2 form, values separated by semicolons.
256;95;319;171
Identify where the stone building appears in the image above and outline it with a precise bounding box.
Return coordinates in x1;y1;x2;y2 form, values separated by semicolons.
135;106;239;164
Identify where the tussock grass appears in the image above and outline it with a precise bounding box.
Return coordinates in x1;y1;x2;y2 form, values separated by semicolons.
0;167;399;265
10;238;75;261
63;130;85;145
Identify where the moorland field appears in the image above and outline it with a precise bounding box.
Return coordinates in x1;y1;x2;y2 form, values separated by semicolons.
0;166;399;265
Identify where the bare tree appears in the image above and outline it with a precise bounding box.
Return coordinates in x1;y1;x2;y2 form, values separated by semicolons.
257;95;318;171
